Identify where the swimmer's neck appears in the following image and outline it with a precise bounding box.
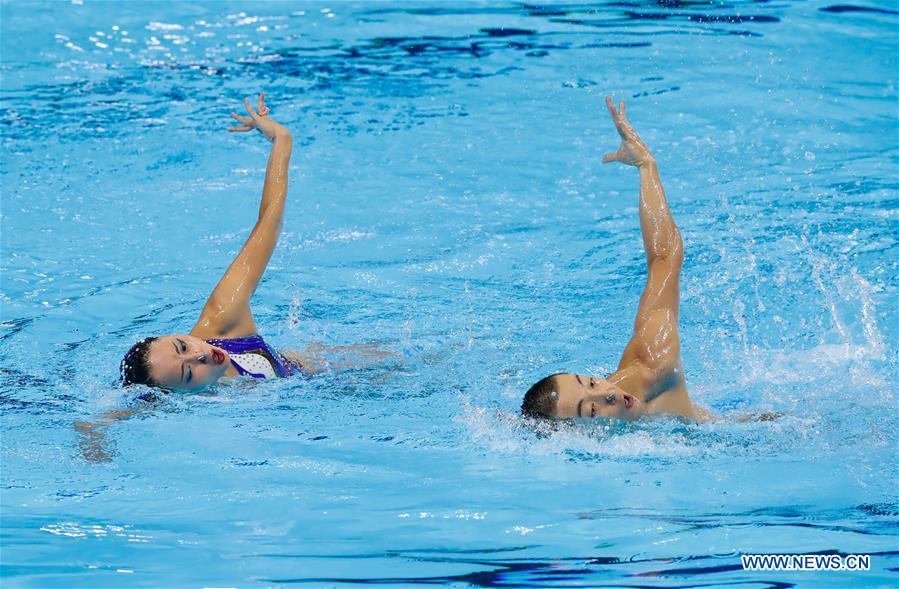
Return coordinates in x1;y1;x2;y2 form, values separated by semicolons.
606;363;665;403
607;363;701;420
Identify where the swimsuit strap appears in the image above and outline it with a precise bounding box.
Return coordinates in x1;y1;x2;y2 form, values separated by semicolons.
206;335;297;378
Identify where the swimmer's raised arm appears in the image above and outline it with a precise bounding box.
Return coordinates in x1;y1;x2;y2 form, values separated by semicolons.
603;97;689;411
191;93;293;340
602;97;682;280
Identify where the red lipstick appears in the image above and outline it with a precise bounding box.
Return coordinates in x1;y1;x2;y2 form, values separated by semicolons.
212;348;225;365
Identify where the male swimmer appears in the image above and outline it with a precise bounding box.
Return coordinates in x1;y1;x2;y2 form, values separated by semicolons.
521;97;710;423
119;93;390;392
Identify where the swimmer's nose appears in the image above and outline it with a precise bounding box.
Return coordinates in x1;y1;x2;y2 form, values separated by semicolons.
605;392;616;405
196;351;208;364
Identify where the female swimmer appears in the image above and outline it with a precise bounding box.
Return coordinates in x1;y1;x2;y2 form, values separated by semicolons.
119;93;388;392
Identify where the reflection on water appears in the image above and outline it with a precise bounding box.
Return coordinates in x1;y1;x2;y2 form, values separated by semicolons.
3;1;788;143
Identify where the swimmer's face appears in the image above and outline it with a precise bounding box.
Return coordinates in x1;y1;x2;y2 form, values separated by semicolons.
550;373;643;420
146;334;230;391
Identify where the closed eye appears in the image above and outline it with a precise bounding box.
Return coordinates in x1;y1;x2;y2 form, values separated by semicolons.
175;339;190;384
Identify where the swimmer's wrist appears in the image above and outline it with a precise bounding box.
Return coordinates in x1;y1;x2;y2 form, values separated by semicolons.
272;129;292;142
637;156;656;170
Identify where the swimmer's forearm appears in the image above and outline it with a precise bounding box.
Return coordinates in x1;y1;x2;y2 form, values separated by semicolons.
74;409;132;463
637;159;682;264
258;131;292;221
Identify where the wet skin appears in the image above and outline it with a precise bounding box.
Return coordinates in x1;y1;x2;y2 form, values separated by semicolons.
146;334;236;391
144;95;290;393
530;97;704;422
550;373;645;420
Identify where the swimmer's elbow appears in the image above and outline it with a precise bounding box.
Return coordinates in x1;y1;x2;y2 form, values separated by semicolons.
649;230;683;267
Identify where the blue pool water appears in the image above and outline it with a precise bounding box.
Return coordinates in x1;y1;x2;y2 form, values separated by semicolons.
2;1;897;587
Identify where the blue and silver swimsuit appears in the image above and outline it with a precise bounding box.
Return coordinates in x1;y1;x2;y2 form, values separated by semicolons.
205;335;302;379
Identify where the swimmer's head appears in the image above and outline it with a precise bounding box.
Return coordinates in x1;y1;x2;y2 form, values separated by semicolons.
522;373;643;420
121;334;230;391
521;373;564;419
121;337;159;387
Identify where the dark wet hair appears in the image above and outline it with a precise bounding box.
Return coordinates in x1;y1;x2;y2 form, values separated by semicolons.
521;373;563;419
120;337;158;387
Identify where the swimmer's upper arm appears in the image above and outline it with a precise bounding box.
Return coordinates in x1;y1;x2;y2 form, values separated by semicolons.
190;212;282;338
617;241;683;371
191;132;292;339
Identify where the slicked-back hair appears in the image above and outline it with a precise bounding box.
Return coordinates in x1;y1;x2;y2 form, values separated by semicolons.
521;373;563;419
120;337;159;387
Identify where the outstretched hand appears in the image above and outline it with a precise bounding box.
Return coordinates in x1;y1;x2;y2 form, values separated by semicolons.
602;96;654;168
229;92;289;141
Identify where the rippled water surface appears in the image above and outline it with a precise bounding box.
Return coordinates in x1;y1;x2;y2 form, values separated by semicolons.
2;1;897;587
